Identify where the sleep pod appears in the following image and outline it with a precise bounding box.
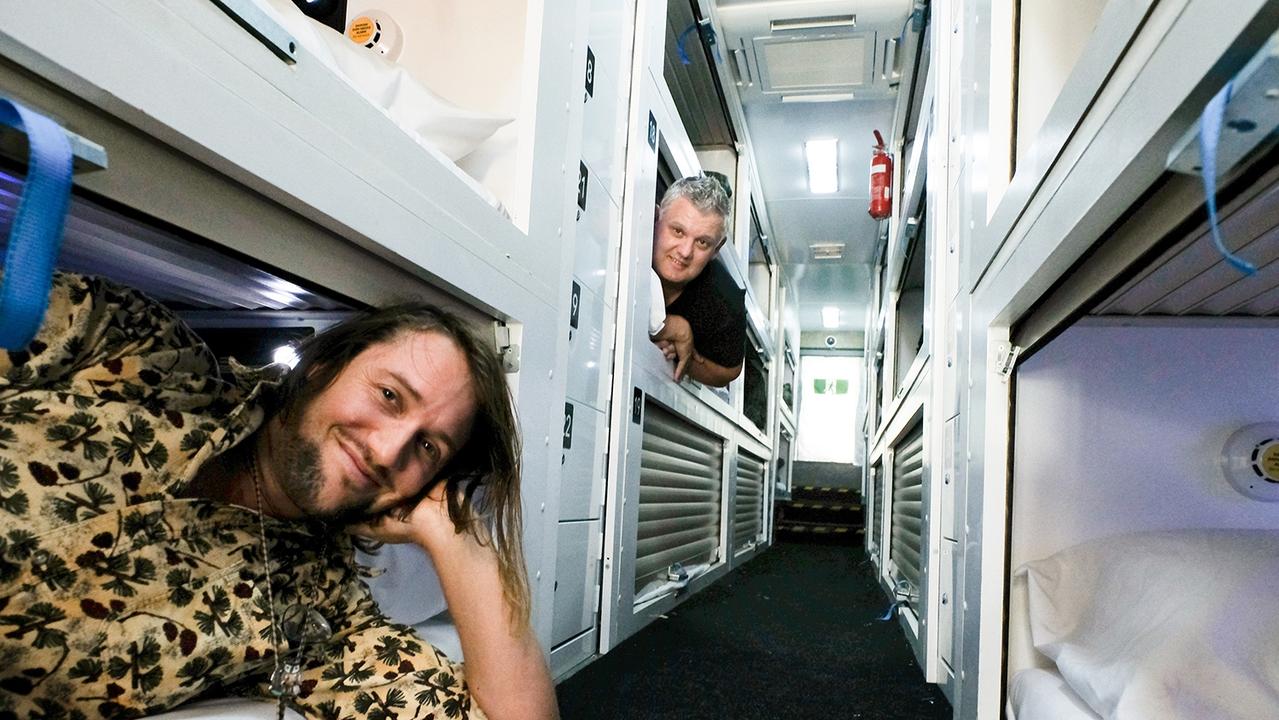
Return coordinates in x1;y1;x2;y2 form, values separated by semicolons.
928;0;1279;716
1002;148;1279;719
0;0;592;714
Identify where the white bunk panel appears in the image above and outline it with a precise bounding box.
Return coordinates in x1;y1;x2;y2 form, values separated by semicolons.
0;60;467;310
0;0;583;307
551;518;603;648
560;400;609;522
565;281;611;412
599;74;758;652
582;0;632;203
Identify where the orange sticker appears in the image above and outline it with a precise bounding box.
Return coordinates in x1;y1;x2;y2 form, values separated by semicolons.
348;17;376;44
1261;443;1279;482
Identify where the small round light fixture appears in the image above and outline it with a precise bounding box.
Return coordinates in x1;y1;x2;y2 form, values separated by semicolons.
272;345;301;369
1221;423;1279;501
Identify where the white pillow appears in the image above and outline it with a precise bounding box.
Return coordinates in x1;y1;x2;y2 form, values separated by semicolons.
1017;529;1279;720
1008;668;1099;720
256;0;511;161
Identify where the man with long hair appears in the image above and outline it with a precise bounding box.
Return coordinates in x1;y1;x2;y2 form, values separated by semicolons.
0;272;557;719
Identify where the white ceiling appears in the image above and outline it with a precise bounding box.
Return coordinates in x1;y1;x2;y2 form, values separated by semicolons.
712;0;910;335
744;97;896;332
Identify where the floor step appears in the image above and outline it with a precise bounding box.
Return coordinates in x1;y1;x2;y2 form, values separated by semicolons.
783;500;863;513
790;485;860;502
775;521;865;536
774;523;864;546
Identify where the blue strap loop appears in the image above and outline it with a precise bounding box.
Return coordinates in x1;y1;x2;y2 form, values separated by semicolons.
877;601;901;622
677;20;720;66
0;98;73;350
1199;81;1257;275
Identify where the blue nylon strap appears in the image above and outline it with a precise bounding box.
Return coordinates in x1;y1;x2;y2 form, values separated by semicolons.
676;20;720;66
1199;81;1257;276
0;98;73;350
877;601;900;622
676;22;699;65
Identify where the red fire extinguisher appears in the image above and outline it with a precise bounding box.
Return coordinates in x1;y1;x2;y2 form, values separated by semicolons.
868;129;893;220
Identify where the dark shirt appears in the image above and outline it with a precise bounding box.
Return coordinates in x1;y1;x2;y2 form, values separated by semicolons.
666;259;746;368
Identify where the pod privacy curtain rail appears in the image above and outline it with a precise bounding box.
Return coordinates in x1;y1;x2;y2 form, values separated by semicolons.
0;98;74;350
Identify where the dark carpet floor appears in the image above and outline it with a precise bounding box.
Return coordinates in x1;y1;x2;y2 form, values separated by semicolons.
556;541;952;719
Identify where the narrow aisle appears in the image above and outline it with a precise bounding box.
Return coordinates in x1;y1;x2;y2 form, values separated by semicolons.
557;542;952;719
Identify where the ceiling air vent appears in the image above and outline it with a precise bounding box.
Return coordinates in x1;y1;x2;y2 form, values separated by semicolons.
810;242;846;261
770;14;856;32
758;36;868;91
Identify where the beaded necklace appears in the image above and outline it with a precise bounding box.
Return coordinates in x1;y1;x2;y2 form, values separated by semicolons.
248;455;332;720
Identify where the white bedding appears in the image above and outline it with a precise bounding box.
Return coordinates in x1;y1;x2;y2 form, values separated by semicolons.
1015;529;1279;720
1007;668;1100;720
254;0;511;210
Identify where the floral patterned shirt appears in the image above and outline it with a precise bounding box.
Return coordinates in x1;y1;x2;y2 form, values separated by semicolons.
0;273;481;719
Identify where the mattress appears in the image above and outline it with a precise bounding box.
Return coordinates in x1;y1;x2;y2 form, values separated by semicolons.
1007;668;1100;720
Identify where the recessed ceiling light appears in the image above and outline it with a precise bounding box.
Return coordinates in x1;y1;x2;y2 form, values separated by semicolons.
781;92;856;103
805;138;838;194
822;306;841;329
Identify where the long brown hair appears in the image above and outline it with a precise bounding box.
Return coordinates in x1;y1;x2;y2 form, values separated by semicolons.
272;304;529;625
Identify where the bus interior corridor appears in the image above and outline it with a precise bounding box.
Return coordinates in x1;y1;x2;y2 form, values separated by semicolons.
559;0;944;716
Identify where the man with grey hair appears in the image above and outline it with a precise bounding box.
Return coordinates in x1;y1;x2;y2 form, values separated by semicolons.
649;175;746;388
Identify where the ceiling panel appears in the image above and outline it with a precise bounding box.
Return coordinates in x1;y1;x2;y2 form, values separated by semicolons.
766;197;881;265
714;0;910;334
740;96;893;335
791;262;873;331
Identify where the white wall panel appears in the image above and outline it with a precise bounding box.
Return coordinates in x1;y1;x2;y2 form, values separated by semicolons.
939;538;955;668
1014;0;1107;168
560;401;609;521
941;415;956;542
573;170;621;302
1010;322;1279;563
582;41;626;202
565;282;610;411
552;519;602;646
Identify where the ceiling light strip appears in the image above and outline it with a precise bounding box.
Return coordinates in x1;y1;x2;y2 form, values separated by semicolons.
770;15;856;32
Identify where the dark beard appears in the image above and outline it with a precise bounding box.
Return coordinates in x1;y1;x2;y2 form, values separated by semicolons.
275;419;377;525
